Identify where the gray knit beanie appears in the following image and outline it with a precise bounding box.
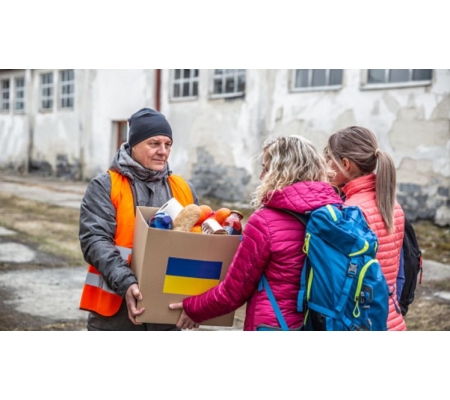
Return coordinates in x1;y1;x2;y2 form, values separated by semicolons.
128;108;172;147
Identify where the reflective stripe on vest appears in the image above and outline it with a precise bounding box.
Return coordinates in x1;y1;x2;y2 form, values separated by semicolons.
85;272;116;295
116;245;132;263
79;170;194;317
83;244;132;294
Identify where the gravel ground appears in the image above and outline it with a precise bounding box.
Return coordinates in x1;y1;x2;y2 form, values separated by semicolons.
0;173;449;331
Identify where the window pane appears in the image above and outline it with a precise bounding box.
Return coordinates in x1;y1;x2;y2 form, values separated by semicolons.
212;70;244;95
183;82;189;96
193;81;198;96
295;70;309;87
389;69;409;83
193;69;199;77
174;83;180;97
183;69;190;78
214;78;223;94
237;74;245;92
312;70;326;86
330;69;343;85
412;69;432;81
225;77;235;93
175;69;181;79
15;77;25;111
368;70;385;84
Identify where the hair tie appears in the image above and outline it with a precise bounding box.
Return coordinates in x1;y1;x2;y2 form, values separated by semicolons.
374;148;380;157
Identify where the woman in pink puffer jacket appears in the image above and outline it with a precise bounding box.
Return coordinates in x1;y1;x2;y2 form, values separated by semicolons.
324;126;406;331
169;135;343;331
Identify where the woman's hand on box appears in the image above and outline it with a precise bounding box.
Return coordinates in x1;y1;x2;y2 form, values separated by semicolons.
125;283;145;325
169;302;199;330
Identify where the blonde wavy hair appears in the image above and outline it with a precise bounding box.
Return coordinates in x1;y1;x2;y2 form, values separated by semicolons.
250;135;332;209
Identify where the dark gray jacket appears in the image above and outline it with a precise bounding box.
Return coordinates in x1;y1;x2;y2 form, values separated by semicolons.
79;143;198;329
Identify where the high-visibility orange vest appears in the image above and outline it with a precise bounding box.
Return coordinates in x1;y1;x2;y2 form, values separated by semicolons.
79;170;194;316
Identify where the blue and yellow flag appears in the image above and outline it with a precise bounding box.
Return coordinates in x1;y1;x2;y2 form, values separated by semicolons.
163;257;223;296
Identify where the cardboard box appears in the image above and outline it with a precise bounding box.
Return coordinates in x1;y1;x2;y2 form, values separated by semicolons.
131;206;241;326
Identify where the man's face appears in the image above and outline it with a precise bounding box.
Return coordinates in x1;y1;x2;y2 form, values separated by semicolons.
131;135;173;171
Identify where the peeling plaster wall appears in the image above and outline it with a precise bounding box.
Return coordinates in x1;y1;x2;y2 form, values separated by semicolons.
0;113;29;172
266;70;450;224
1;69;448;225
162;69;450;225
28;69;82;178
161;69;268;204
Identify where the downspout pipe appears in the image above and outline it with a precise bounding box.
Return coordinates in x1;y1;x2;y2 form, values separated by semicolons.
26;69;33;175
155;69;161;111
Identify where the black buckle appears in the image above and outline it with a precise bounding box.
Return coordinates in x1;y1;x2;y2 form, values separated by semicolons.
347;263;357;277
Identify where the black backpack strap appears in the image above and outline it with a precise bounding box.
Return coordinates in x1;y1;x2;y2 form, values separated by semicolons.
278;208;310;226
399;216;423;315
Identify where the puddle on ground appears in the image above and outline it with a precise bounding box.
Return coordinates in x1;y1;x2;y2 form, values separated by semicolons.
0;242;35;263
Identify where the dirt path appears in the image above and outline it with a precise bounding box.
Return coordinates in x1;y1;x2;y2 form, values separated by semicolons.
0;174;449;331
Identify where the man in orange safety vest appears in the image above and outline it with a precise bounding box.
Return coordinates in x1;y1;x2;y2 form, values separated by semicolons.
79;108;198;331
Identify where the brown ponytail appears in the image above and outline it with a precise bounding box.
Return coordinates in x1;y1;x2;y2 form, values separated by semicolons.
326;126;397;233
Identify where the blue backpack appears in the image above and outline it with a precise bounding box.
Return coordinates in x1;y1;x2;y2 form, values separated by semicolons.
259;204;389;331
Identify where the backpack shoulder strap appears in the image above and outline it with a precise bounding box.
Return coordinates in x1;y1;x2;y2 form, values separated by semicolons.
258;274;289;331
278;208;309;226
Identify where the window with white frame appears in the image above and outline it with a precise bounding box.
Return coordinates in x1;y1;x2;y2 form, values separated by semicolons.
172;69;199;98
293;69;343;90
367;69;432;85
15;76;25;112
40;72;53;110
212;69;245;97
60;69;74;108
1;78;10;111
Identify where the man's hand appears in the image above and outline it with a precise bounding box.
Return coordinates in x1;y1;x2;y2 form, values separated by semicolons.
169;302;199;330
125;283;145;325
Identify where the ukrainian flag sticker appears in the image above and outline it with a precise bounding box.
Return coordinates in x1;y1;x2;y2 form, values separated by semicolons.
163;257;223;296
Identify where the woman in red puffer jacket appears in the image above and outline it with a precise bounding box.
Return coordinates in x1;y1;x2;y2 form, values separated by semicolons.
324;126;406;331
169;135;343;330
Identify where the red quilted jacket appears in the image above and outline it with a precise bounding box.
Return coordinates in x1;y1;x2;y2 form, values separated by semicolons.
182;181;343;330
343;174;406;331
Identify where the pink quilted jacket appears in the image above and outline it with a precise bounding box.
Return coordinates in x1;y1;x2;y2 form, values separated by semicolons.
343;174;406;331
183;181;343;331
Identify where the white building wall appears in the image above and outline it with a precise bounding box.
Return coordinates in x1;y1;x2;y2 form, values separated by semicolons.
162;69;269;203
84;69;155;178
0;69;30;172
0;69;449;224
161;69;450;224
0;69;157;179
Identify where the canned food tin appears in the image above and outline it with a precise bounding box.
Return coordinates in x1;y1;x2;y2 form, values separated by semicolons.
202;218;228;235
